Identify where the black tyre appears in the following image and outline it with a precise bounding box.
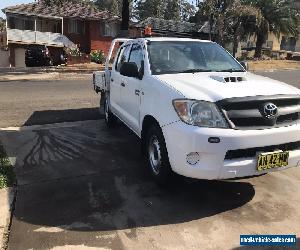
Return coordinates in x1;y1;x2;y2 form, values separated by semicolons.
145;123;174;184
104;95;117;128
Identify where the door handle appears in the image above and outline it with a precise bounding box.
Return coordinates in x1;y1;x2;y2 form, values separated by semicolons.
135;89;140;96
121;82;125;87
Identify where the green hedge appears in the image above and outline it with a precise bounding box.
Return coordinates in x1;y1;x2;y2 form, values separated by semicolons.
91;50;105;64
0;143;15;189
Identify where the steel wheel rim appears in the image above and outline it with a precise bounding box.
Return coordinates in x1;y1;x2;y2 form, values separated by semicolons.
148;135;162;175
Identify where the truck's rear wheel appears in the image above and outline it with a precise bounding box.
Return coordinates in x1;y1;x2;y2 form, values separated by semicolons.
104;96;117;128
99;92;105;114
145;124;173;184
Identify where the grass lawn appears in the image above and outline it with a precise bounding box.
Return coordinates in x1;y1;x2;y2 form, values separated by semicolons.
248;60;300;71
0;142;15;189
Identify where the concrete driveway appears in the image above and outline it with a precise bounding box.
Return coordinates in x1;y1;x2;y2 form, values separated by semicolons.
0;120;300;250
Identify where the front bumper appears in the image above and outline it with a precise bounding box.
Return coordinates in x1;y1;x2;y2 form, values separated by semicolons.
162;122;300;180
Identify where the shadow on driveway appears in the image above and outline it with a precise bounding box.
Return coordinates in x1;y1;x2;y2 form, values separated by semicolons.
9;119;255;230
1;110;255;249
23;108;103;126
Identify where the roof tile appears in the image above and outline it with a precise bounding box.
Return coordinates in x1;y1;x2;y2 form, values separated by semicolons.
3;1;120;21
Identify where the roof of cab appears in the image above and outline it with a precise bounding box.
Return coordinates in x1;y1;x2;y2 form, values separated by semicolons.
118;37;213;48
137;37;212;43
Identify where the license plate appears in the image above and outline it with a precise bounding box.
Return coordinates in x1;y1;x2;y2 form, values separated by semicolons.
257;151;289;171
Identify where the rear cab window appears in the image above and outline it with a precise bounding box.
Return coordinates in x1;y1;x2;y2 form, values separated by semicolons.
115;44;131;72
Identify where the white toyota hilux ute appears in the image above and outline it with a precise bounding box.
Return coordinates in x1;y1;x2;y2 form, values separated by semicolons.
93;37;300;183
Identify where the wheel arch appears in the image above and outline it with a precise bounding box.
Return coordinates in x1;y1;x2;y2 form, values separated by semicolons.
141;114;175;183
141;115;161;154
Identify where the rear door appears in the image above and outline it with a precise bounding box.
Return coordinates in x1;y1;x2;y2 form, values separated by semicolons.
104;39;131;88
119;43;144;133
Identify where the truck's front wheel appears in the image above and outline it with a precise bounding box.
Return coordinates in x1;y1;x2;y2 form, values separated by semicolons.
145;124;173;184
104;95;117;128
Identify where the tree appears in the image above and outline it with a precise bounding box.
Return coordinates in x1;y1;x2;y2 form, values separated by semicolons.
194;0;260;56
121;0;130;32
196;0;233;45
94;0;133;35
164;0;181;21
226;1;260;57
0;18;5;32
135;0;165;20
180;1;196;21
135;0;196;21
243;0;300;58
94;0;122;16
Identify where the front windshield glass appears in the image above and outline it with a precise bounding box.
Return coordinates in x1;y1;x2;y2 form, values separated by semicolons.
147;41;245;75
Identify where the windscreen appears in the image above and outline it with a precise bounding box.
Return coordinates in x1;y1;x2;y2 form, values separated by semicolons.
147;41;245;75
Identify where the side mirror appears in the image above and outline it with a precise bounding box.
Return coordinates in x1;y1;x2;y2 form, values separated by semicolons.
120;62;139;78
240;61;249;71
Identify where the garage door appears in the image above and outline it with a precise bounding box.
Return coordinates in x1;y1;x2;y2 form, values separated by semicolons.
0;50;9;67
15;48;26;68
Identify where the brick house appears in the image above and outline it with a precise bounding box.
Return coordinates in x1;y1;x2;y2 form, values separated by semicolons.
2;1;121;67
0;31;6;48
0;17;6;47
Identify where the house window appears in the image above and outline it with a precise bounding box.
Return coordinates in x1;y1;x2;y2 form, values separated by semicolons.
266;41;273;50
24;19;34;30
69;19;85;34
8;16;34;31
101;22;117;37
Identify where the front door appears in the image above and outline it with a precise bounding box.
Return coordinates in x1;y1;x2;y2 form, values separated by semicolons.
120;43;144;133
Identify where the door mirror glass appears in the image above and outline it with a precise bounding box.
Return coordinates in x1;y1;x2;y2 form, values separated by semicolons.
240;61;248;71
120;62;139;78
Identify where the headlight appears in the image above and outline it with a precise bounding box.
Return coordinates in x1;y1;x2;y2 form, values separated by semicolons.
173;100;228;128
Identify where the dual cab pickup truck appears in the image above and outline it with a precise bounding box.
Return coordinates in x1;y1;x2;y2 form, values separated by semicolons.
93;37;300;183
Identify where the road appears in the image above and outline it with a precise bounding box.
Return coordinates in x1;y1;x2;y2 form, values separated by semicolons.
0;77;99;128
257;69;300;87
0;70;299;249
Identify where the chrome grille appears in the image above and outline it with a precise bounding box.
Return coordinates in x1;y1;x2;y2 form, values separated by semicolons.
217;95;300;130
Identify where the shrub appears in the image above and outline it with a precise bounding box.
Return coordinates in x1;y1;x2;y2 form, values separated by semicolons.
91;50;105;64
0;143;15;189
69;47;82;57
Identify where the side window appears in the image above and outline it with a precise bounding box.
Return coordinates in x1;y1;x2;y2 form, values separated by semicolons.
128;44;143;72
100;22;118;37
116;45;131;72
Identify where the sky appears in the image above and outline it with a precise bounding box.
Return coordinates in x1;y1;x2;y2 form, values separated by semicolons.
0;0;198;18
0;0;34;18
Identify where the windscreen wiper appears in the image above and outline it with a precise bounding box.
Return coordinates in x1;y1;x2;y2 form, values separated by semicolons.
180;69;212;73
216;69;245;72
